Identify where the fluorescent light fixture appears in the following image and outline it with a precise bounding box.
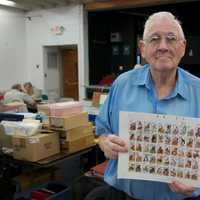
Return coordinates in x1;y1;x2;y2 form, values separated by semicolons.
0;0;16;6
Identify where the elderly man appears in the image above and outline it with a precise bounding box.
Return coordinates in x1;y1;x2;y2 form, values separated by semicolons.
24;82;42;100
95;12;200;200
23;82;34;96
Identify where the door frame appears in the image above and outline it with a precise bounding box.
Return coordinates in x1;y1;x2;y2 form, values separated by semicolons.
43;44;78;99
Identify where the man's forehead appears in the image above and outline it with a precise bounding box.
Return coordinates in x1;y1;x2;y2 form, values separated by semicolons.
149;31;177;37
147;19;179;36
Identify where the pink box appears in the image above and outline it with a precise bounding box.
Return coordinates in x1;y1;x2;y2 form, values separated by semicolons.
49;101;83;117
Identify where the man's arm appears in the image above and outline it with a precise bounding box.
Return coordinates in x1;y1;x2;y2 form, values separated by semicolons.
22;93;36;106
0;103;20;112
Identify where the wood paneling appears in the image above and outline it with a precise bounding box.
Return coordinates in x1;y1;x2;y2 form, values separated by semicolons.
85;0;198;11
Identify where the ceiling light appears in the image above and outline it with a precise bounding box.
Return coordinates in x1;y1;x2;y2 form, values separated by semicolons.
0;0;16;6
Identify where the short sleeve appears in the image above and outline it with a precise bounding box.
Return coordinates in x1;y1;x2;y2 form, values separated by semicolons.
95;84;116;136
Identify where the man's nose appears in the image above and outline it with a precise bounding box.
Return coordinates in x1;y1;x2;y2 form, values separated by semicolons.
157;38;169;49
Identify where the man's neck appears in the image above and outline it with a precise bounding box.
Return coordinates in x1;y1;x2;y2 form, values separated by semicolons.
150;68;177;100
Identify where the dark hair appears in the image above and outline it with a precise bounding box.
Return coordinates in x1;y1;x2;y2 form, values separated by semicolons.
24;82;33;88
11;84;22;91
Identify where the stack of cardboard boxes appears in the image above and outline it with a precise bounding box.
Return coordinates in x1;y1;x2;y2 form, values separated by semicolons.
38;101;95;153
50;112;95;154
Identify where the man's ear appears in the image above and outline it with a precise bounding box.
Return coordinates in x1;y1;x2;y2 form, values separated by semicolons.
138;40;145;59
181;39;187;58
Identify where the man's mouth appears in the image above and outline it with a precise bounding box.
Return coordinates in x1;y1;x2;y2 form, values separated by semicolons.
156;55;171;59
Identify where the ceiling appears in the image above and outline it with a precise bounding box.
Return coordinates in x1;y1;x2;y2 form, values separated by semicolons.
0;0;110;11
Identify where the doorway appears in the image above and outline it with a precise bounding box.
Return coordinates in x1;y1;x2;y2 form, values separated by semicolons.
43;46;61;100
43;45;79;101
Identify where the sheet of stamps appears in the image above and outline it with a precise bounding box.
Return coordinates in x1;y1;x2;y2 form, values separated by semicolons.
118;112;200;186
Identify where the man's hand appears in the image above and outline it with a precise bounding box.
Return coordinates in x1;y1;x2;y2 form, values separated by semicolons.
98;134;128;159
169;180;196;196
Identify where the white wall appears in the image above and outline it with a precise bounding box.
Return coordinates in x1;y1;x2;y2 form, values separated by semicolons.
0;7;27;90
26;4;89;99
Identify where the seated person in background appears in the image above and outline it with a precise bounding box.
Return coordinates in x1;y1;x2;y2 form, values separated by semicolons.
23;82;42;100
4;84;37;113
23;82;34;96
99;73;116;86
0;89;26;112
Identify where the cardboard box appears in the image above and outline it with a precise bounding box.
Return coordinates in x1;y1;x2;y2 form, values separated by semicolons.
50;112;88;130
37;104;51;116
0;124;12;148
58;122;93;141
38;102;83;117
50;101;83;117
61;135;95;153
12;132;60;162
92;92;107;107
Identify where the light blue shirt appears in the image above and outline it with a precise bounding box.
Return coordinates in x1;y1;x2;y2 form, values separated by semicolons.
95;64;200;200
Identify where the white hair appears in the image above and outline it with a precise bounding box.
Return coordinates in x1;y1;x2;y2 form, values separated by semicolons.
143;11;185;40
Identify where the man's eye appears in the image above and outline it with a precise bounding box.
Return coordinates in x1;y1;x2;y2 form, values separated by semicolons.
150;36;160;42
167;36;177;42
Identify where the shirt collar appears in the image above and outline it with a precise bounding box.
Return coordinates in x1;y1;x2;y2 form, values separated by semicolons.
132;64;150;88
132;65;188;100
175;68;188;100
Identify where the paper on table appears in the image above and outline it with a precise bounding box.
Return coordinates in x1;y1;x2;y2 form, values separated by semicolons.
118;111;200;187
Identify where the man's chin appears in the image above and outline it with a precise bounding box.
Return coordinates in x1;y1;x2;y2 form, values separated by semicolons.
154;64;176;72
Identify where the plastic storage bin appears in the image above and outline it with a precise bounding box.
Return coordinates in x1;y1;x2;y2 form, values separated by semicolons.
33;182;69;200
15;182;69;200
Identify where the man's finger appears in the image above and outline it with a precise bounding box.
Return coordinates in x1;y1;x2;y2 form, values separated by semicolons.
169;181;196;196
109;135;127;147
110;142;128;152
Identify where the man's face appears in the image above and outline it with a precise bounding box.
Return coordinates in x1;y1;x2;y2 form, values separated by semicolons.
139;19;186;72
24;84;33;95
